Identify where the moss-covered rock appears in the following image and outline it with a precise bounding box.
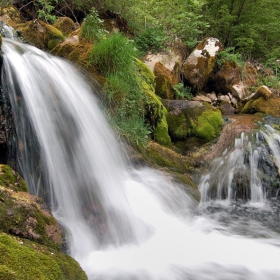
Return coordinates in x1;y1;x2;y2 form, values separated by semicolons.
17;20;64;50
53;17;74;35
0;5;23;27
164;100;223;143
0;233;87;280
182;37;222;90
154;62;175;99
51;35;105;85
134;58;171;146
0;165;62;250
240;95;280;116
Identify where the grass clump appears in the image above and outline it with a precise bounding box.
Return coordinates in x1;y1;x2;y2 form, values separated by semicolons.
90;32;150;147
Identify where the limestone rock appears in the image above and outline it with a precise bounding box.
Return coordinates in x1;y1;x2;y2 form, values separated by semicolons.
182;37;222;90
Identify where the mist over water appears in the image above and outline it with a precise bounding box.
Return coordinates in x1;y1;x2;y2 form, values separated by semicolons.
2;38;280;280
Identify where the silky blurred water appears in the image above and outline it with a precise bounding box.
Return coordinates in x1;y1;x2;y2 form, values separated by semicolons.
2;38;280;280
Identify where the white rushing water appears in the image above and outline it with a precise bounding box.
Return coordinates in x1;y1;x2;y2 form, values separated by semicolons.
2;38;280;280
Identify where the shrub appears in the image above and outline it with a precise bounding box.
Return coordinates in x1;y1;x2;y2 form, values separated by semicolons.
134;26;169;54
81;8;107;42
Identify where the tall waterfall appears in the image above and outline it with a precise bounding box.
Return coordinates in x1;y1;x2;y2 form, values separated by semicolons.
2;38;280;280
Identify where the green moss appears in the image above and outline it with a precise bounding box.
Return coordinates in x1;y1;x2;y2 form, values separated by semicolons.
0;166;62;250
166;102;223;143
167;113;190;140
194;109;223;141
154;107;172;146
0;233;87;280
134;58;171;146
0;165;28;192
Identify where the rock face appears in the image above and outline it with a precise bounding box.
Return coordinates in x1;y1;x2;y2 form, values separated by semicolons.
181;37;222;90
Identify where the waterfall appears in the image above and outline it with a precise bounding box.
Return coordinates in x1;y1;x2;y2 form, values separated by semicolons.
2;38;280;280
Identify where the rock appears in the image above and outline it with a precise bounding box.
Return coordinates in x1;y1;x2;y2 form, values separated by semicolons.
219;102;235;115
192;94;212;103
154;62;175;99
218;95;230;103
182;37;222;90
210;61;259;100
53;17;74;35
143;142;201;202
253;85;273;100
135;58;171;146
240;92;280;116
163;100;223;143
206;92;218;102
0;233;87;279
17;19;65;50
0;165;62;250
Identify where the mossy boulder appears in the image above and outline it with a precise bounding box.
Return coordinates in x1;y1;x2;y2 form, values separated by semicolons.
0;165;62;250
164;100;223;143
154;62;175;99
240;90;280;116
17;20;64;50
53;17;75;35
134;58;171;146
0;5;23;27
0;233;87;280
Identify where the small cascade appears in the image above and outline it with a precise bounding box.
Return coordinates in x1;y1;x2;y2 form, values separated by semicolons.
199;122;280;204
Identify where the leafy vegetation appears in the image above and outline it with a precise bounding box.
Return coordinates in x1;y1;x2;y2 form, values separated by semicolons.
81;7;107;41
173;83;193;100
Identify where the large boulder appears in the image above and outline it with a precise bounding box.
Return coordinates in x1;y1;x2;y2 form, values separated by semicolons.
163;100;223;143
181;37;222;90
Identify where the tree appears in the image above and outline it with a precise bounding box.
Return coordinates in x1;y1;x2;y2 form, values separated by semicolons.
203;0;280;60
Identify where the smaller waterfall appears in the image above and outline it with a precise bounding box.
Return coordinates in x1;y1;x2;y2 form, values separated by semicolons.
199;123;280;204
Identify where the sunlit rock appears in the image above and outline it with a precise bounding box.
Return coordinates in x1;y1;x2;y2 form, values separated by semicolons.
181;37;222;90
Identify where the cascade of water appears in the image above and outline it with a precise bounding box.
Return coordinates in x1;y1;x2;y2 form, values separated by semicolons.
2;38;280;280
199;131;266;203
